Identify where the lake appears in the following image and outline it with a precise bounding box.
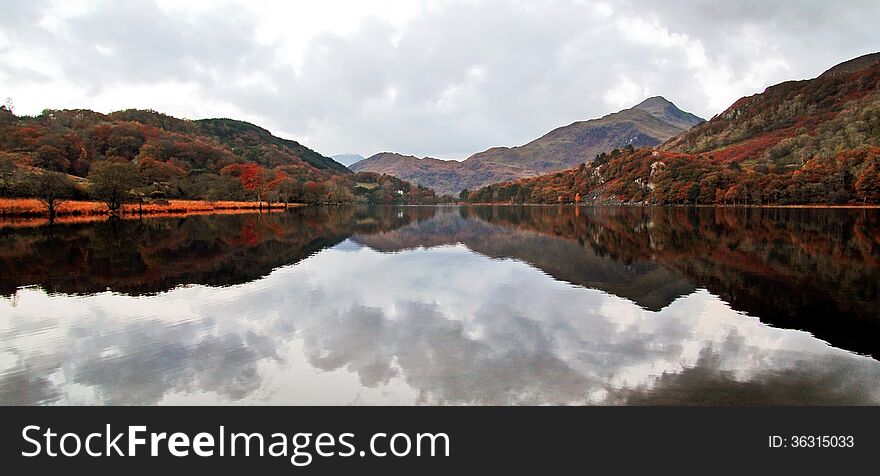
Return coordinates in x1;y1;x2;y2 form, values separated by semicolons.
1;205;879;405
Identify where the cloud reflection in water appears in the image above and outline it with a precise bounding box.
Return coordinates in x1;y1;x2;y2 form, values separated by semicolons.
2;235;878;405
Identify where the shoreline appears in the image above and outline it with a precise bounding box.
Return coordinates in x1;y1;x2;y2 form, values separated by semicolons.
0;198;303;228
459;202;880;209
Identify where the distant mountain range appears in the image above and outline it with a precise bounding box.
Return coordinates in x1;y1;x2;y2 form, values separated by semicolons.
330;153;365;167
466;52;880;205
352;97;703;195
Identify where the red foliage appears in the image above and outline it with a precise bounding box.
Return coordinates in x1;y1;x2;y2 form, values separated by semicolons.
221;163;263;192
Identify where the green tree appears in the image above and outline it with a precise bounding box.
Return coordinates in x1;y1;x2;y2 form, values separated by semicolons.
0;155;16;196
687;183;701;204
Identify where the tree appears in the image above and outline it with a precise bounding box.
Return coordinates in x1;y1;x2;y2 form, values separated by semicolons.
303;181;322;204
271;178;300;206
34;145;70;172
854;160;880;204
0;155;16;196
459;189;470;202
687;183;701;204
220;163;280;208
70;147;91;177
89;161;142;214
190;174;244;202
325;177;354;204
31;171;76;221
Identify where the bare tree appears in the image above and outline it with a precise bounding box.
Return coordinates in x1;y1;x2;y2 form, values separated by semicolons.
89;162;142;215
32;171;76;222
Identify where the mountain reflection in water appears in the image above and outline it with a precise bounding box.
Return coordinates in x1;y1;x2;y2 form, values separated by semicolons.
1;205;878;405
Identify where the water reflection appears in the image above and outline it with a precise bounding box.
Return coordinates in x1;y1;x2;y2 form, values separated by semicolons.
1;206;878;405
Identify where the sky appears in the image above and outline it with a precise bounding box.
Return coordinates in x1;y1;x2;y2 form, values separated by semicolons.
1;0;878;160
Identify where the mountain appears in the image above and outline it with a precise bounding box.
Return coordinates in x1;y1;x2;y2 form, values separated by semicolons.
467;52;880;205
464;98;700;173
350;152;528;195
351;97;703;195
330;153;365;167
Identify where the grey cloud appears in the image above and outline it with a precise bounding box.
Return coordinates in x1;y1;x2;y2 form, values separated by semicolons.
2;0;878;157
62;3;272;90
65;318;276;404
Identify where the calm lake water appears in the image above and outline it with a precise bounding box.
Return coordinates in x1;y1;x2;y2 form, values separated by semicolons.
1;205;879;405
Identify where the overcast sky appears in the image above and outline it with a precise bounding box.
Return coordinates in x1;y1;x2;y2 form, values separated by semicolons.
1;0;878;159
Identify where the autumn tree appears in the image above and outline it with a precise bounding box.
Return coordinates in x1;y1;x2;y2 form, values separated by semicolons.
324;176;354;204
303;180;322;204
89;161;142;214
272;177;301;206
855;159;880;204
138;156;187;198
34;145;70;172
221;164;269;203
31;171;76;221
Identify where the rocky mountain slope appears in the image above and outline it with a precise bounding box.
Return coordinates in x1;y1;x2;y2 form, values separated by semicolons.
352;97;703;195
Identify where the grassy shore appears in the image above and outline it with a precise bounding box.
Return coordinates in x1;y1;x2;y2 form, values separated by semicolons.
0;198;302;227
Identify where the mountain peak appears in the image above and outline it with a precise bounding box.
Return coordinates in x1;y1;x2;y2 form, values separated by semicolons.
632;96;704;130
330;153;365;167
634;96;674;109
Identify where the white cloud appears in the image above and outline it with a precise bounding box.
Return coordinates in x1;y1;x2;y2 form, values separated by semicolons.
603;75;646;109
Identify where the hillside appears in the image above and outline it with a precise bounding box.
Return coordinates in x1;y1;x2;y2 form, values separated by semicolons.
0;107;347;175
468;52;880;205
0;108;442;206
352;97;703;195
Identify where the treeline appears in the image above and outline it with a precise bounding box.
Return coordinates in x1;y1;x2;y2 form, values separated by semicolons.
0;106;443;215
462;145;880;205
0;156;443;218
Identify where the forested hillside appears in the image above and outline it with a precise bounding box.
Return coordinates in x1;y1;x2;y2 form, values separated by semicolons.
0;108;440;210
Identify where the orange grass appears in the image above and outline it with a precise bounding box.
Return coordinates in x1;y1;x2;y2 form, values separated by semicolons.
0;198;302;223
